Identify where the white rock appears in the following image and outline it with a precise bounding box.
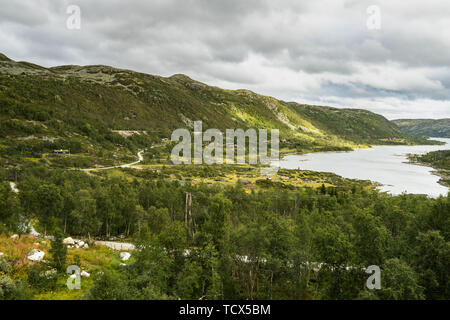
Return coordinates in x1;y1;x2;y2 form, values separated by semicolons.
83;243;89;249
75;244;79;248
80;270;90;278
119;252;131;261
27;249;45;262
63;237;75;245
10;234;19;239
78;241;85;247
0;252;4;257
119;263;126;267
30;229;40;237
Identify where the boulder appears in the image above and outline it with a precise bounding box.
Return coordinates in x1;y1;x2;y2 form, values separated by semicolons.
63;237;75;245
82;243;89;249
27;249;45;262
68;274;77;280
119;252;131;261
10;234;19;239
80;270;90;278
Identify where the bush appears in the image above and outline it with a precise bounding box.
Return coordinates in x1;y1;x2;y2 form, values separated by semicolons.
0;258;10;274
0;276;33;300
27;265;57;291
85;271;130;300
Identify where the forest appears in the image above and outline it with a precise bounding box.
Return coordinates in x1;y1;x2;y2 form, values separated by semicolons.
1;163;448;300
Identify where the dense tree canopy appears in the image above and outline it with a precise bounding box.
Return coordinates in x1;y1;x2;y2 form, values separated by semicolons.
1;165;448;300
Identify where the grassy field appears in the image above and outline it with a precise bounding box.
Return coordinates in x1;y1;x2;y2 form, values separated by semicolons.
0;234;131;300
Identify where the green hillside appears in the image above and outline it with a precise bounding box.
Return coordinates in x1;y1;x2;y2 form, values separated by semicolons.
409;150;450;187
0;53;429;168
392;119;450;138
288;103;413;144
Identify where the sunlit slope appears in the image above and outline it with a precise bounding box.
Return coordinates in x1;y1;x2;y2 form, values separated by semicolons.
0;53;424;166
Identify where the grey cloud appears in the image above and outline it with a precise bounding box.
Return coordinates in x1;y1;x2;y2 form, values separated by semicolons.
0;0;450;118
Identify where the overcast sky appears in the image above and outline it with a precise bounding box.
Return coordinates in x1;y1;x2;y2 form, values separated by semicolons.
1;0;449;119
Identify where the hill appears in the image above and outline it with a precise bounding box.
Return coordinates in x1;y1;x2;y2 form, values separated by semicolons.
0;53;428;169
409;150;450;187
392;119;450;138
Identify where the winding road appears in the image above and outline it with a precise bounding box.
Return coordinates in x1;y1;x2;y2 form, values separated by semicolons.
80;150;144;172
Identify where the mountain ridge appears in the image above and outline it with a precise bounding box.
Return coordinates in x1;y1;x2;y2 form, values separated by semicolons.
392;118;450;138
0;53;431;168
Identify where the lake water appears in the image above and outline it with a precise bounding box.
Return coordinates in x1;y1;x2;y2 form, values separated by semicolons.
273;138;450;197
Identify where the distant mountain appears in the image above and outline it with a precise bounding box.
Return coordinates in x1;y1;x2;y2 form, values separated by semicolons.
0;53;427;167
392;119;450;138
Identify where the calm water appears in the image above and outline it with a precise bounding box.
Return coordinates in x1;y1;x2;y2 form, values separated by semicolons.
273;138;450;197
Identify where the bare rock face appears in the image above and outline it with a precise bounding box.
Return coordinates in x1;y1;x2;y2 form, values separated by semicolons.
27;249;45;262
119;252;131;261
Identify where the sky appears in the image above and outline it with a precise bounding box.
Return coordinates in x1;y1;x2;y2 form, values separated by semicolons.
1;0;450;119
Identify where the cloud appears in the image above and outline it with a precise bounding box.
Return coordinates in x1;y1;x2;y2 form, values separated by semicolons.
0;0;449;119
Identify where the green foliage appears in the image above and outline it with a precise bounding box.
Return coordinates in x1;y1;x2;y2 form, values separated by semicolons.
27;265;57;291
393;119;450;138
0;258;10;274
0;275;33;300
412;231;450;299
377;258;424;300
49;231;68;273
84;271;131;300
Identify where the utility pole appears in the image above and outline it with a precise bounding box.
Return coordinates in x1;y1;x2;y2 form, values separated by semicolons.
185;192;194;237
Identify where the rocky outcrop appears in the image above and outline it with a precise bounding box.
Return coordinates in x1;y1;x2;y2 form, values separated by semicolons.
27;249;45;262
